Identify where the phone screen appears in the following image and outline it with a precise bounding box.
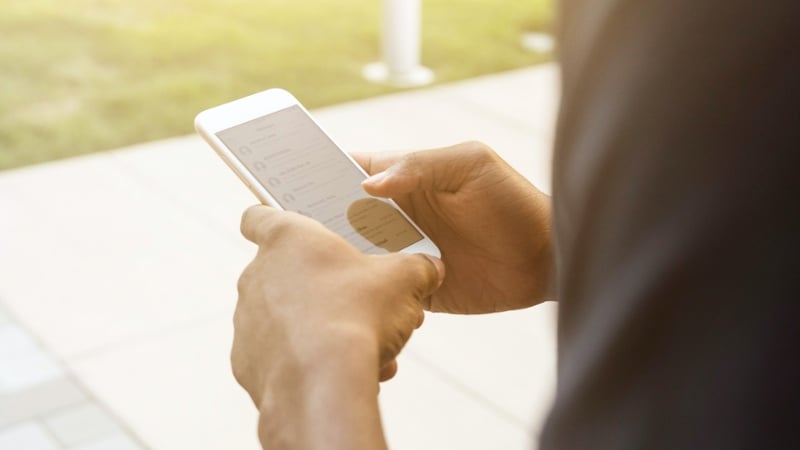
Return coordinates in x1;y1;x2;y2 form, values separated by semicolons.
216;105;423;255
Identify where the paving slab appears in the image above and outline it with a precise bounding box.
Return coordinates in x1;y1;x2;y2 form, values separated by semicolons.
380;353;536;450
69;315;538;450
0;421;60;450
42;402;124;448
407;303;558;438
0;154;251;358
0;377;86;429
68;317;260;450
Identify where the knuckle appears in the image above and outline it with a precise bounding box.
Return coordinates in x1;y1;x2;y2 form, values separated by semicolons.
388;253;437;298
402;298;425;330
400;151;424;174
397;308;418;342
242;207;295;245
237;261;258;295
239;205;262;240
384;330;408;362
230;346;247;387
463;140;495;161
236;270;249;296
402;151;419;165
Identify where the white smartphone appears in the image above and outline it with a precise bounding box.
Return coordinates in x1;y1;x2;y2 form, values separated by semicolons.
195;88;440;257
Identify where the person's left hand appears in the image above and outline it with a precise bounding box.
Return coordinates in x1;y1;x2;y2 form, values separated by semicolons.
231;205;445;425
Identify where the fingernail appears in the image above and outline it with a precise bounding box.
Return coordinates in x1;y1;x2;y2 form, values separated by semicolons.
363;171;389;186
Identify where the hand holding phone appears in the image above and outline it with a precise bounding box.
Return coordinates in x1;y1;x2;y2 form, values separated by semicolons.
195;89;439;257
353;143;555;313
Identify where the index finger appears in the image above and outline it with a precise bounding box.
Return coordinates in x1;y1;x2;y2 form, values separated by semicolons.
240;204;279;244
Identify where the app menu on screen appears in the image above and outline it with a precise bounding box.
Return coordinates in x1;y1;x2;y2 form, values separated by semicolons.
216;105;422;254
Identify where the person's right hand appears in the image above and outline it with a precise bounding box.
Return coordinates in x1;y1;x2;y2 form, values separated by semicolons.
352;141;553;314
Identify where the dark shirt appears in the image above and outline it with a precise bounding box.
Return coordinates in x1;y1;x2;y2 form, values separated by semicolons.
542;1;800;448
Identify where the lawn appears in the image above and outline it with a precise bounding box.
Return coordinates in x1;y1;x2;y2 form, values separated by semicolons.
0;0;554;170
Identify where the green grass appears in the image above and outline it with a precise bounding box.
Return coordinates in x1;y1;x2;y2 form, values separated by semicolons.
0;0;554;170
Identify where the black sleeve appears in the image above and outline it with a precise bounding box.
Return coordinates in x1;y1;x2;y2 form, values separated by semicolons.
542;1;800;449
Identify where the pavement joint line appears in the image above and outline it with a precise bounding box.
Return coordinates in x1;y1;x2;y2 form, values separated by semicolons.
105;147;250;253
0;312;149;449
404;348;535;435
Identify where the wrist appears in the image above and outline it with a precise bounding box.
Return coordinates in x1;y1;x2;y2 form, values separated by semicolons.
289;323;380;378
257;329;383;448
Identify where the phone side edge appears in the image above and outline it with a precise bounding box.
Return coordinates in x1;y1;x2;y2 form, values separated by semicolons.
194;111;286;210
401;239;441;258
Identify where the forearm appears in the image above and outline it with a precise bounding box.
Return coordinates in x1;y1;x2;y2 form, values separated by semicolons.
257;338;387;450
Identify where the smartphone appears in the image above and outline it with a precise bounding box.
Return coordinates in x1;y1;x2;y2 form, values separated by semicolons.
194;88;440;257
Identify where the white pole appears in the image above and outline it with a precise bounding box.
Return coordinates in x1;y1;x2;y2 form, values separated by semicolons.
363;0;434;87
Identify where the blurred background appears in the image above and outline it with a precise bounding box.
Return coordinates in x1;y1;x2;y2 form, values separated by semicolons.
1;0;554;170
1;1;560;449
